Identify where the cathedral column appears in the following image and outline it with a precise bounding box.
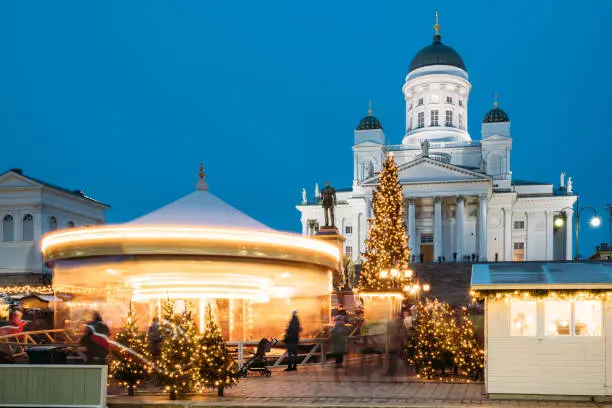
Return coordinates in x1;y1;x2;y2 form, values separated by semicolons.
408;199;416;258
545;211;554;261
565;209;574;260
455;197;465;260
478;195;488;261
504;207;512;261
301;217;308;236
434;197;442;261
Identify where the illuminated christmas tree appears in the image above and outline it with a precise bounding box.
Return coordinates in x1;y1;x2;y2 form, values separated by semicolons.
406;299;457;379
452;309;484;379
358;153;412;292
407;299;484;379
157;301;202;400
109;306;151;396
199;306;240;397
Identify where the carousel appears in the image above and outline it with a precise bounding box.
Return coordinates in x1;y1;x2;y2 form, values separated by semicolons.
41;166;339;341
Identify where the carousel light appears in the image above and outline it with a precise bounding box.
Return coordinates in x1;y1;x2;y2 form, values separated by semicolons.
41;226;341;261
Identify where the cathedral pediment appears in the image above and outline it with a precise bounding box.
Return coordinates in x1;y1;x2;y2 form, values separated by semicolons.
363;157;490;185
0;171;41;188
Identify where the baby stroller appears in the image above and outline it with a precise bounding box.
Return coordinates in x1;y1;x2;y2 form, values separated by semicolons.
239;337;277;377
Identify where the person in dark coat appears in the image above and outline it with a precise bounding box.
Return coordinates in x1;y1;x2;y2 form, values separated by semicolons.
330;315;349;369
148;317;161;359
284;310;301;371
80;311;111;365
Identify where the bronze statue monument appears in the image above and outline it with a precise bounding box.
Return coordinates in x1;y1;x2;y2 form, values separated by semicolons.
320;181;337;227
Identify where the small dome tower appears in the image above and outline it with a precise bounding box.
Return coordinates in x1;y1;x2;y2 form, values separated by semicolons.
402;12;472;146
481;93;511;139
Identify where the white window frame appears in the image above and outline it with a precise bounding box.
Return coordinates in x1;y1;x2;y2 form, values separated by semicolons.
513;220;525;230
445;110;453;127
458;113;463;129
544;299;603;337
417;112;425;128
417;98;424;106
345;226;352;235
430;110;439;127
513;242;525;261
446;96;453;104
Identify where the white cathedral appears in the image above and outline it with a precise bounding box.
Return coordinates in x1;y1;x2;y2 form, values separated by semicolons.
297;20;577;264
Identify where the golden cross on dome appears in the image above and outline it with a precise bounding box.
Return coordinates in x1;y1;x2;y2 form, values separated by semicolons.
368;99;373;116
434;11;440;35
494;92;499;108
196;162;208;190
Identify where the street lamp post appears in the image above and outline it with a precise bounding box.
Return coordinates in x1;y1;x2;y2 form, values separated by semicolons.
555;194;601;260
378;265;430;298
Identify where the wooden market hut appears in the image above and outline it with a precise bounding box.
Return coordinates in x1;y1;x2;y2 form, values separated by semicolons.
472;262;612;400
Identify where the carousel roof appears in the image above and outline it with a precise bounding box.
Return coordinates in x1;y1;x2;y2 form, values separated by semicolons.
129;164;270;230
129;189;270;230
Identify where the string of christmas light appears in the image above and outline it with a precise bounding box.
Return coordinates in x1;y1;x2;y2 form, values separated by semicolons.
109;306;151;395
471;289;612;302
0;285;54;295
358;153;413;292
406;299;483;380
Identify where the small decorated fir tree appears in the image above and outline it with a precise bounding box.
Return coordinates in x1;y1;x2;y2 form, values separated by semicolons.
406;299;457;379
452;309;484;379
109;306;151;395
157;301;202;400
358;153;413;292
199;306;240;397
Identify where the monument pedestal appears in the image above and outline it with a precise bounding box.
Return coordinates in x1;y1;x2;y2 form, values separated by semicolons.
314;226;345;297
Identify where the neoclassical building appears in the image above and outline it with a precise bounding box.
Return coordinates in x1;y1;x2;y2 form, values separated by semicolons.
297;21;577;264
0;168;108;285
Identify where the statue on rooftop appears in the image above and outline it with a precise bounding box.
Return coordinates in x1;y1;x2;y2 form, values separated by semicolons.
560;172;566;189
567;177;573;194
421;140;430;157
301;188;307;203
321;181;337;227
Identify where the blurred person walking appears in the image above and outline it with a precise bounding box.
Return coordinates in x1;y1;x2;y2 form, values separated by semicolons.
80;311;110;365
284;310;301;372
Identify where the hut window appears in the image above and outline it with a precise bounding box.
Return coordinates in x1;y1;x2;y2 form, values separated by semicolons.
510;300;536;336
545;300;571;336
574;300;602;336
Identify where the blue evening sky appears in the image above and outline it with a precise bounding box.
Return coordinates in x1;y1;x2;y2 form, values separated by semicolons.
0;1;609;256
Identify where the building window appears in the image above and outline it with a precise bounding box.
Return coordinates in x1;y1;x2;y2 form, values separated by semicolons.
68;221;75;228
445;110;453;127
2;215;14;241
417;98;424;106
421;234;433;244
345;246;353;256
49;216;58;231
446;96;453;104
417;112;425;128
574;300;602;336
545;300;571;336
459;100;463;107
430;110;439;127
22;214;34;241
513;221;525;230
458;114;464;129
345;226;352;235
510;300;536;336
513;242;525;261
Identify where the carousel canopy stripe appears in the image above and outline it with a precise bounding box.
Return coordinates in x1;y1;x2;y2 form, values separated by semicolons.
471;262;612;291
41;225;340;270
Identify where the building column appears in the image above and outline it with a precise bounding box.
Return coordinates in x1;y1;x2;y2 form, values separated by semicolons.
301;217;308;236
565;209;574;260
545;211;554;261
434;197;442;261
504;207;512;261
408;199;416;258
478;195;488;261
455;197;465;261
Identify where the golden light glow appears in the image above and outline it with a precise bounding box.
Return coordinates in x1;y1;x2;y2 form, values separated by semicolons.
359;292;404;299
404;269;414;279
42;226;339;260
423;284;430;292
